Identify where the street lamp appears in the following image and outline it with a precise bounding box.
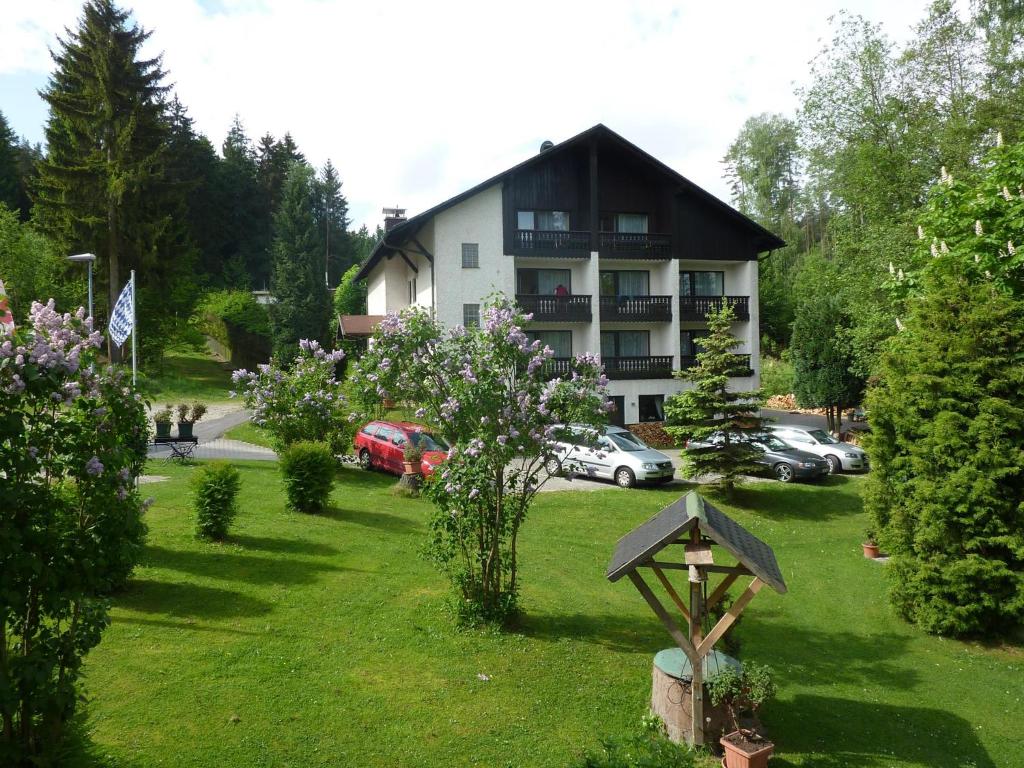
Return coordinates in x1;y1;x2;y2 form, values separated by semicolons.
67;253;96;319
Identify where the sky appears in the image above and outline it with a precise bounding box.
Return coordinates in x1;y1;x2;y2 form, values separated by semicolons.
0;0;945;230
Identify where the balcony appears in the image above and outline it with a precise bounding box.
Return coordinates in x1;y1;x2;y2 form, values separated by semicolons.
514;229;591;257
679;296;750;321
541;357;574;380
603;356;674;380
599;295;672;322
599;232;672;260
517;294;592;322
679;354;754;377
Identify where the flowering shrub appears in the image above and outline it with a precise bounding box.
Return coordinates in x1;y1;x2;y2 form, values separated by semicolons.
351;296;610;625
0;301;149;762
231;339;352;455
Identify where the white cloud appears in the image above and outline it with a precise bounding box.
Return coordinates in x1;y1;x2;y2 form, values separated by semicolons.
0;0;939;228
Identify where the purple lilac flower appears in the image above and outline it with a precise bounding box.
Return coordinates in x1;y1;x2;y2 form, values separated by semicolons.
85;456;104;476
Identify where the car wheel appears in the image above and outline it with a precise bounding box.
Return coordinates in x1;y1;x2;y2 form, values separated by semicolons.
825;455;842;474
545;456;562;476
773;463;794;483
358;449;372;470
615;467;636;488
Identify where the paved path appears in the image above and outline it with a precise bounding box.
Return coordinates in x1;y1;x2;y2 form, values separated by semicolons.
146;407;277;462
762;409;868;433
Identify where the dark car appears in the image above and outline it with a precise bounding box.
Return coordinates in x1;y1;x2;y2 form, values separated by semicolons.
354;421;450;477
686;432;829;483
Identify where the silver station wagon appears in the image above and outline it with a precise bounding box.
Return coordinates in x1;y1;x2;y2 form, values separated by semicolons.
546;424;675;488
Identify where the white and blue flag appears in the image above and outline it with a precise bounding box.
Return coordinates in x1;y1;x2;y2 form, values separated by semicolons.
108;279;134;346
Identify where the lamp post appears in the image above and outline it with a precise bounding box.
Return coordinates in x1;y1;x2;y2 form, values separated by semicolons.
67;253;96;319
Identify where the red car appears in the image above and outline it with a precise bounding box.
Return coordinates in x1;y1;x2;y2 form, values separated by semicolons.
354;420;450;477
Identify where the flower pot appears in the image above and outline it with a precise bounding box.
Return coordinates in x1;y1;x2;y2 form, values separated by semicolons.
863;542;880;558
155;421;172;439
721;732;773;768
177;421;194;439
403;461;421;475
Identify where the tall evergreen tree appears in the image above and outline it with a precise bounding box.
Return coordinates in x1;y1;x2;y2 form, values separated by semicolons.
14;140;43;222
269;162;330;362
664;306;765;495
220;115;265;288
0;111;18;213
34;0;178;363
315;159;353;286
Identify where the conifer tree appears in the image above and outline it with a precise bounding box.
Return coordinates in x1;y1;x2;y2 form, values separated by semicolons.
315;160;353;286
220;116;265;287
665;306;765;494
269;163;330;363
0;111;18;213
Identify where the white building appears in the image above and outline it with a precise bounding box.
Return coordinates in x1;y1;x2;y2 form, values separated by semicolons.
356;125;784;426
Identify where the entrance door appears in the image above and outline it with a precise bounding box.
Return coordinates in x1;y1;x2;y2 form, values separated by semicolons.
608;396;626;427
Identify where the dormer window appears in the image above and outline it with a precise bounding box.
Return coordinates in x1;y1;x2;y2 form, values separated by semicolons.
517;210;570;231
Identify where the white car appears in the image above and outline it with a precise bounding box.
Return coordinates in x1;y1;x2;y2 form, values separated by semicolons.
766;425;869;474
545;424;675;488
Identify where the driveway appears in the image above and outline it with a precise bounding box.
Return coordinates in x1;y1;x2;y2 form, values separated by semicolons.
146;407;277;462
762;409;868;433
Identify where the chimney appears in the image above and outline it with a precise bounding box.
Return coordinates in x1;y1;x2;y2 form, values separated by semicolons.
383;207;407;232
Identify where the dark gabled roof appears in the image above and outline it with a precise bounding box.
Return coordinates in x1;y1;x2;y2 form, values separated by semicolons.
605;490;787;594
356;124;786;280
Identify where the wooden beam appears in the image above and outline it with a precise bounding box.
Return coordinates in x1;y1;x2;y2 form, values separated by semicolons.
397;250;418;273
411;237;434;263
684;544;714;566
701;564;753;576
651;566;690;622
689;576;705;746
627;571;697;662
696;578;764;658
706;571;740;611
642;561;689;571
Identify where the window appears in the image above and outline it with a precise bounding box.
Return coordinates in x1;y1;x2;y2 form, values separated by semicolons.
463;303;480;328
408;278;417;304
517;268;571;295
601;330;649;358
600;270;650;297
392;433;407;447
638;395;665;423
375;426;394;442
517;210;570;231
461;243;479;268
680;329;709;358
360;424;379;437
527;330;572;358
608;396;626;427
679;271;724;297
600;213;650;233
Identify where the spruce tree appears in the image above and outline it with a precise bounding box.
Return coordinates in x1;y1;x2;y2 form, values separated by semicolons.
864;259;1024;636
220;116;265;288
0;111;18;213
269;163;330;363
664;306;765;494
315;160;353;286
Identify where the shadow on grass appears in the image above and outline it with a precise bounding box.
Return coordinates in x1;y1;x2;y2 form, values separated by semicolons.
113;614;267;636
116;578;273;618
143;545;349;585
322;506;422;533
230;533;339;557
769;694;995;768
517;611;664;654
720;475;863;521
54;711;141;768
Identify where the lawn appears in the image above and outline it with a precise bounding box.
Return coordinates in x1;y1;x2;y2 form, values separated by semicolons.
140;348;236;406
68;465;1020;768
223;420;275;448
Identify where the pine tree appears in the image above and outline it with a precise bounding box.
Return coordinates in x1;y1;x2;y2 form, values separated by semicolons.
220;116;265;288
664;306;766;494
14;140;43;221
269;163;330;362
315;160;353;286
0;111;18;213
34;0;174;362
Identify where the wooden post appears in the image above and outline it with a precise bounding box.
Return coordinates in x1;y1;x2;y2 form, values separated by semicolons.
688;527;705;746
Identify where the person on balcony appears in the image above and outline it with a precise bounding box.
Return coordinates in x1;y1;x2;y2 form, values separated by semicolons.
554;283;569;297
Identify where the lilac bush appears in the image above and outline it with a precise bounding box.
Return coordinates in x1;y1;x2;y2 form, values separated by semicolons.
0;301;149;762
231;338;352;455
351;296;610;624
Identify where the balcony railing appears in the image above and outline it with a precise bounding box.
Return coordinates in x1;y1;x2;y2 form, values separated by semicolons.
541;357;575;380
603;356;674;380
679;354;754;377
516;294;592;322
679;295;750;321
514;229;591;256
599;295;672;322
600;232;673;259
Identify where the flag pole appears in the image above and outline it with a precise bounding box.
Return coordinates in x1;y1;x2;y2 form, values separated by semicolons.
130;269;137;386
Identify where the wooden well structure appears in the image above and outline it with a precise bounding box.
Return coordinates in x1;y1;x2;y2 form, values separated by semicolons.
606;490;787;746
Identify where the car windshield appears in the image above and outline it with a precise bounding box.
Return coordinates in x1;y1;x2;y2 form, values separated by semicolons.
410;431;449;452
807;429;839;444
756;435;791;452
607;430;648;452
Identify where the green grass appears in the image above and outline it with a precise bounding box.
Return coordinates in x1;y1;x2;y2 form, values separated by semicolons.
223;421;275;448
140;349;235;406
68;466;1019;767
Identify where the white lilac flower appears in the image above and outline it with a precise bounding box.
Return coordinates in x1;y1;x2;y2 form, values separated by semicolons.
888;262;895;276
895;318;904;331
940;240;949;254
1003;186;1013;202
1009;241;1016;256
930;241;939;258
897;269;905;281
975;220;984;236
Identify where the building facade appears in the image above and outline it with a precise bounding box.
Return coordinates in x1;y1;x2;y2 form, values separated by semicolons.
356;125;783;425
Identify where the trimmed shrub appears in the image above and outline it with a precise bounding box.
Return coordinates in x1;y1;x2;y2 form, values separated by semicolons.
280;441;336;513
192;462;241;540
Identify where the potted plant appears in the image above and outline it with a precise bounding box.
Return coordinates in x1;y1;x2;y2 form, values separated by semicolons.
863;528;880;559
176;401;208;439
403;441;423;475
154;405;174;439
708;663;777;768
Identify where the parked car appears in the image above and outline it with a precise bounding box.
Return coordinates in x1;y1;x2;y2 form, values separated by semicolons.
687;432;829;483
354;421;450;476
546;424;675;488
766;425;869;474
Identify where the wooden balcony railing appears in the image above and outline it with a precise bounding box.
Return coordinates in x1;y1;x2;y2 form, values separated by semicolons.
599;295;672;322
540;357;575;380
514;229;591;256
599;232;672;259
679;295;750;320
679;353;754;376
603;356;674;380
516;294;592;322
